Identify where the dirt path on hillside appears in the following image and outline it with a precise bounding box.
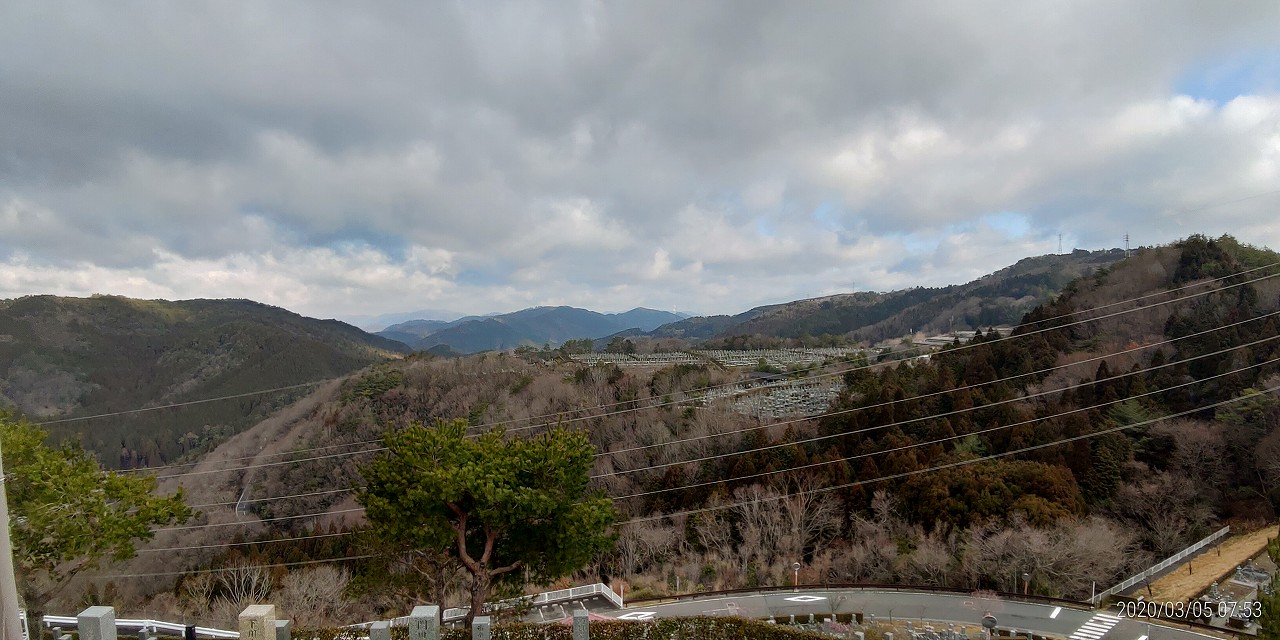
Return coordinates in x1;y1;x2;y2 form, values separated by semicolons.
1144;526;1278;602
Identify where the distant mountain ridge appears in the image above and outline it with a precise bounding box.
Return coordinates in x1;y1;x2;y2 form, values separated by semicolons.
342;308;466;332
651;249;1129;344
379;306;686;353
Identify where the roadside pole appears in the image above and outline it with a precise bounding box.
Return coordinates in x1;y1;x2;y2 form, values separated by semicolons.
0;438;24;640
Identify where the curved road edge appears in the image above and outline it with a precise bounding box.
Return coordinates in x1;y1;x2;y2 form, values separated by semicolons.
612;588;1236;640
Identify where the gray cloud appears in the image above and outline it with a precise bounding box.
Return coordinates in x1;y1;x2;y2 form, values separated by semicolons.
1;1;1279;319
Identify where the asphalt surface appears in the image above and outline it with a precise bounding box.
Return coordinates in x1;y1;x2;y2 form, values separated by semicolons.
610;589;1231;640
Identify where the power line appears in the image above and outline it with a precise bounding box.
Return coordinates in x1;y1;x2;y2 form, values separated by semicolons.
621;380;1280;525
138;530;356;553
154;508;364;533
178;303;1270;512
153;321;1279;535
33;380;335;426
133;265;1280;479
610;349;1280;500
590;330;1280;479
187;487;357;510
486;262;1280;438
594;309;1280;460
127;371;1280;560
104;376;1267;581
150;302;1269;483
153;447;385;480
95;554;377;579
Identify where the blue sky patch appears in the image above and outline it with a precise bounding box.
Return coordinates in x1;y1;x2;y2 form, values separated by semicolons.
1176;49;1280;104
979;211;1031;237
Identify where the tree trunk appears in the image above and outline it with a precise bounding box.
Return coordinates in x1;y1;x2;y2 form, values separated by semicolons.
466;571;491;628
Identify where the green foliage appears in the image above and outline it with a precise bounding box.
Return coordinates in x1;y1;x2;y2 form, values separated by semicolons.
1217;388;1280;431
357;418;616;625
557;338;594;356
1;414;191;602
1107;400;1153;427
605;336;636;354
1172;235;1239;284
352;369;405;399
509;374;534;394
1079;432;1131;505
897;460;1084;528
951;434;988;458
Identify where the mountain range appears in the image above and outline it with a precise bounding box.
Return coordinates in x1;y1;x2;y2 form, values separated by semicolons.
377;306;687;353
372;250;1126;355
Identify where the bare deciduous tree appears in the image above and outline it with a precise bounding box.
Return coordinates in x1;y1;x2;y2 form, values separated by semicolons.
962;516;1142;598
1153;419;1228;491
901;532;955;587
614;521;678;576
1111;472;1212;556
276;566;352;628
734;484;786;571
777;475;841;563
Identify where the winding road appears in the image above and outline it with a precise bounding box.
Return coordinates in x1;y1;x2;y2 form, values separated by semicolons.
609;588;1232;640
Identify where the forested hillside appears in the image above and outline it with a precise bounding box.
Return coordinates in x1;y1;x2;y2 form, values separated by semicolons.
79;236;1280;627
654;249;1126;344
0;295;407;467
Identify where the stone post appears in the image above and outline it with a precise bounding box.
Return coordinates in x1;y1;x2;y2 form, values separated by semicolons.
572;610;589;640
472;616;492;640
239;605;276;640
78;606;116;640
410;605;440;640
274;620;291;640
370;621;391;640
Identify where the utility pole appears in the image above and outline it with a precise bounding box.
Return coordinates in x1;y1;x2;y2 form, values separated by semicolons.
1125;234;1131;257
0;438;24;640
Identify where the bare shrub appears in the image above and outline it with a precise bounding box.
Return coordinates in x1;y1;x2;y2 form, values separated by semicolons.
276;565;352;628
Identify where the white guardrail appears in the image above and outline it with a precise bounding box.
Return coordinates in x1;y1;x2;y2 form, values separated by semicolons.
374;582;623;627
1094;525;1231;604
43;615;240;639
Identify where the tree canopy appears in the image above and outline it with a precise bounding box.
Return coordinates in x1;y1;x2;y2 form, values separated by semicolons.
357;418;616;626
1;413;191;605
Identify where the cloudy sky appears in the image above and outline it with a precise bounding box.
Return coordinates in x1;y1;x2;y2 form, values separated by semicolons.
2;2;1279;327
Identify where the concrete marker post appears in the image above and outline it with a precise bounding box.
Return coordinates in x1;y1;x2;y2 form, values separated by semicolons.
238;605;275;640
274;620;290;640
472;616;491;640
572;609;589;640
78;607;116;640
370;621;390;640
409;605;440;640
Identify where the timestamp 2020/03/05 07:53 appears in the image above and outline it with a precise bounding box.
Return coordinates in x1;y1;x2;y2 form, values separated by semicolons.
1117;599;1262;620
